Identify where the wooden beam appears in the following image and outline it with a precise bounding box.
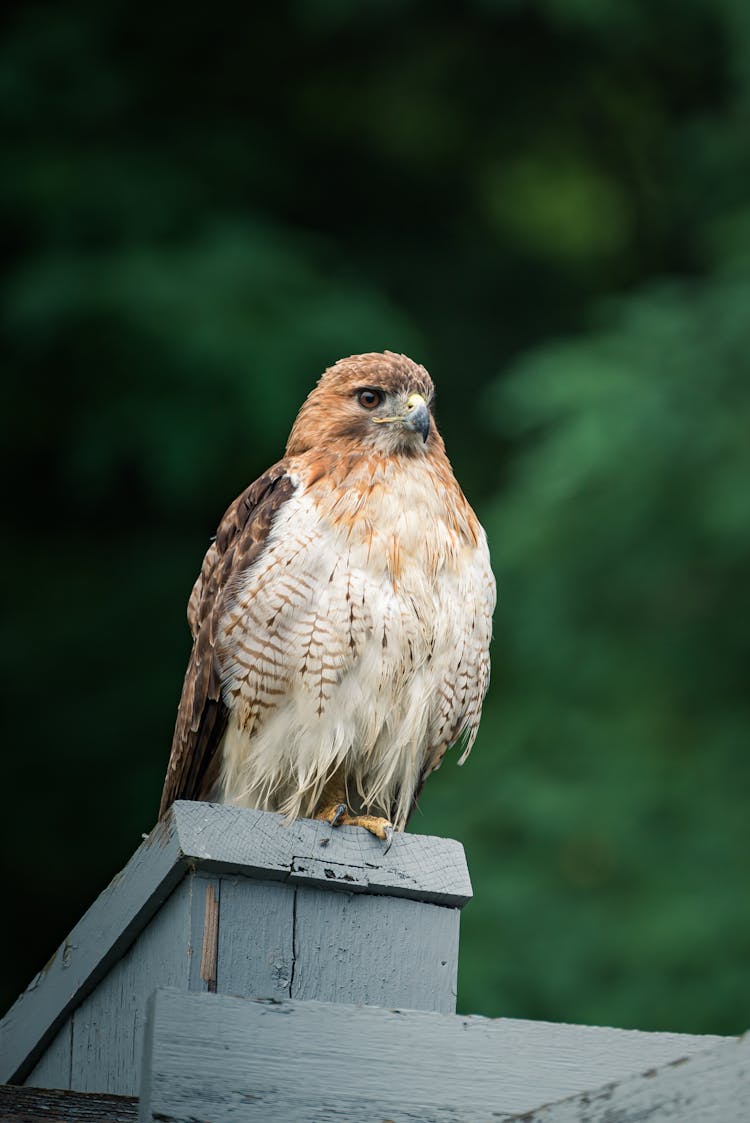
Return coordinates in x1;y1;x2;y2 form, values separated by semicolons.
506;1032;750;1121
167;800;473;905
139;988;729;1122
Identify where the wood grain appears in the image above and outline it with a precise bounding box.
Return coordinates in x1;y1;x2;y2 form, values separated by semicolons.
170;800;473;906
140;989;729;1123
68;880;191;1096
215;877;294;998
198;881;219;992
0;1083;137;1122
291;886;459;1013
24;1020;72;1091
507;1031;750;1121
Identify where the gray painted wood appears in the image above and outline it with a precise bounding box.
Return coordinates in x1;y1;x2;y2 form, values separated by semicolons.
64;873;300;1095
169;800;473;906
69;878;192;1096
291;886;459;1013
139;989;728;1123
508;1032;750;1122
25;1019;72;1090
2;801;470;1084
26;872;290;1096
216;877;295;998
19;863;462;1091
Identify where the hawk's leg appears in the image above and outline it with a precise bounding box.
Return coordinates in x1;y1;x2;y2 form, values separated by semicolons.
314;775;394;851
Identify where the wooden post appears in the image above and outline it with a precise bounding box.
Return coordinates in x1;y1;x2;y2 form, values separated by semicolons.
1;800;739;1120
0;801;472;1095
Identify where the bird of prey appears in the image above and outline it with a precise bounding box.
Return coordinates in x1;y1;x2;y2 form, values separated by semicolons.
160;352;495;844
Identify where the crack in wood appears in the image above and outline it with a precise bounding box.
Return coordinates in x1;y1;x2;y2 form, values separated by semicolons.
288;889;298;998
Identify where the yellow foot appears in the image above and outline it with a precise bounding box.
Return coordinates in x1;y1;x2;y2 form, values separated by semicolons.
316;802;394;852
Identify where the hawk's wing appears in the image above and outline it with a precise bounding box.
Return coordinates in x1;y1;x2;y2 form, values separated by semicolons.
159;463;296;817
407;541;495;823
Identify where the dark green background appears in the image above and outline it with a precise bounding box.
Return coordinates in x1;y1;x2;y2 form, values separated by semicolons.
2;0;748;1035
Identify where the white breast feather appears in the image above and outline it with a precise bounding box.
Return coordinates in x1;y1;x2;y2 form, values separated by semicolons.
215;464;495;830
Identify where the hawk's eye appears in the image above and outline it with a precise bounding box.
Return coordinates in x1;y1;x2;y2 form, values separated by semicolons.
357;388;382;410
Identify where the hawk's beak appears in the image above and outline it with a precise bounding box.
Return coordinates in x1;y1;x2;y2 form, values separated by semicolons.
372;392;431;442
402;393;430;442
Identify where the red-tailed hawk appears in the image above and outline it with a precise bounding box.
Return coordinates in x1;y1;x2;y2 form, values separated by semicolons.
160;352;495;844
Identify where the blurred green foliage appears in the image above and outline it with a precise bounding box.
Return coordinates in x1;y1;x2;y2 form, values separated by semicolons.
1;0;748;1035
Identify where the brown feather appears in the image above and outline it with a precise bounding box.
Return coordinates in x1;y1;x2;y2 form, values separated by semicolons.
159;464;296;817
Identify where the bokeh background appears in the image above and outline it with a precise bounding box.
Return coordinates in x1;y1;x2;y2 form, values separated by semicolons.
2;0;749;1035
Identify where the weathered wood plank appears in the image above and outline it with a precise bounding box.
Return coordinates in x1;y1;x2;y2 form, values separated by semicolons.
24;1019;72;1091
1;802;470;1085
215;877;295;998
187;874;221;993
139;989;728;1123
508;1031;750;1122
69;880;191;1096
170;800;473;906
0;1082;138;1121
291;886;459;1013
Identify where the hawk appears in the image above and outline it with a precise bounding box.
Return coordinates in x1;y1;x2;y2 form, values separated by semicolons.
160;352;495;844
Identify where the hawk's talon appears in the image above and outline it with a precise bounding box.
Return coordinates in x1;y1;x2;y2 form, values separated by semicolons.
329;803;348;828
315;796;394;848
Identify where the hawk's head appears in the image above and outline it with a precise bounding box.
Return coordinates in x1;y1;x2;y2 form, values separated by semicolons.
286;352;440;457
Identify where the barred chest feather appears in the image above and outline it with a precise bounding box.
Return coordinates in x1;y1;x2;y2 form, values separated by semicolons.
214;456;494;830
